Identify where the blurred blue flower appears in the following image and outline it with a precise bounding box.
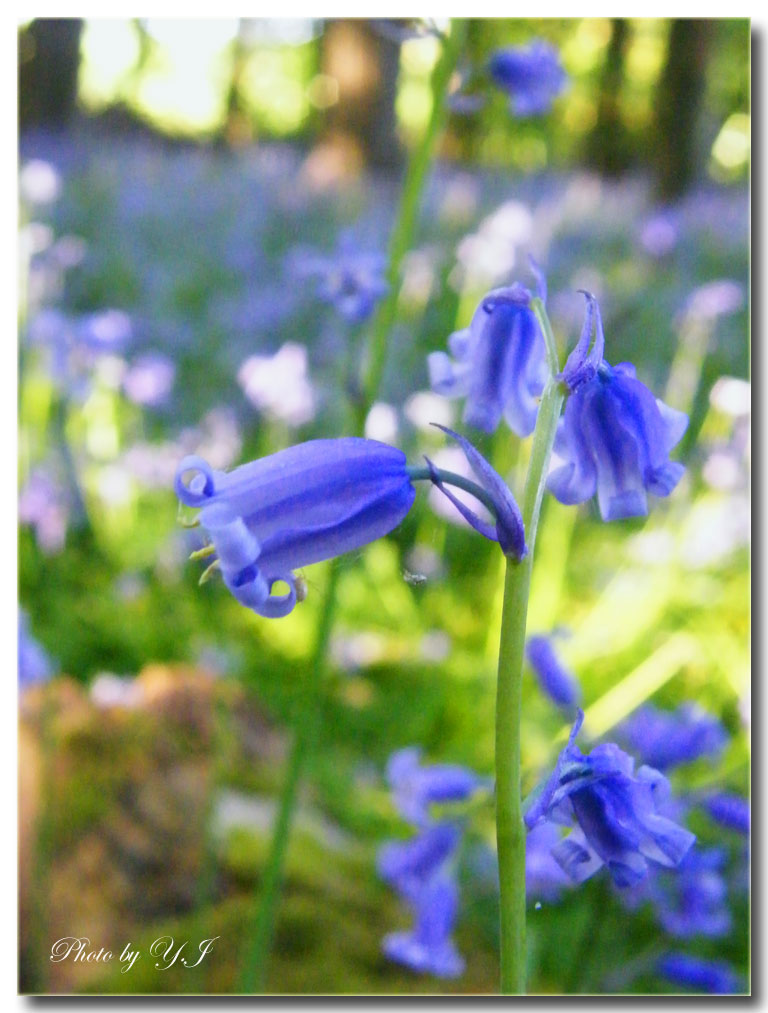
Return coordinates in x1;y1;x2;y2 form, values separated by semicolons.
526;822;572;901
428;283;547;436
175;439;415;618
287;232;388;324
525;711;696;888
386;747;486;829
657;953;742;994
619;704;727;771
122;353;175;407
488;40;567;117
19;610;53;688
548;293;688;521
426;425;527;559
525;634;581;711
383;875;465;979
655;848;732;939
704;793;750;835
378;822;461;901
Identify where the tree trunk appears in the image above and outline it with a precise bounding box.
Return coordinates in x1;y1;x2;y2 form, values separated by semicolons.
19;18;83;130
653;18;712;199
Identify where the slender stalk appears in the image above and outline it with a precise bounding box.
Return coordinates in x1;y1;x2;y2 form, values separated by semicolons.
356;18;466;431
495;299;563;994
241;21;466;994
239;559;341;993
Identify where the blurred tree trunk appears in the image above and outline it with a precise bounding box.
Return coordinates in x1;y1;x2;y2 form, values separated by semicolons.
584;18;633;176
319;19;403;170
653;18;712;199
19;18;83;130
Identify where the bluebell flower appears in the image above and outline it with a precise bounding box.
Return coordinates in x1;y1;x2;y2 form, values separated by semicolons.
525;634;581;711
175;439;415;618
383;875;465;978
653;848;732;939
488;40;567;117
548;293;688;521
619;704;727;771
287;232;388;324
18;610;53;688
657;953;742;994
525;711;696;888
525;822;572;901
378;822;462;902
704;793;750;835
426;425;527;560
386;747;486;829
428;283;547;436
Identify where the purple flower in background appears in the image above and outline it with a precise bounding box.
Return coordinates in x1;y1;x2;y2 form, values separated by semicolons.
383;875;465;978
122;353;175;406
619;704;727;771
428;283;547;436
386;747;486;829
378;822;461;901
19;468;70;554
288;232;388;324
426;425;527;559
525;711;695;888
526;822;572;901
652;848;732;939
548;293;688;521
657;953;742;994
525;634;581;711
18;610;53;688
379;749;486;978
704;793;750;835
175;439;415;618
488;40;567;117
76;309;133;353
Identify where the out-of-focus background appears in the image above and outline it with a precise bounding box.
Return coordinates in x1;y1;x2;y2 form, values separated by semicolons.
18;18;749;995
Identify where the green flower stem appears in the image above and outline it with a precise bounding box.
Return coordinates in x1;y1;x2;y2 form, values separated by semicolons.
495;299;562;994
355;18;466;433
242;23;466;993
239;558;341;993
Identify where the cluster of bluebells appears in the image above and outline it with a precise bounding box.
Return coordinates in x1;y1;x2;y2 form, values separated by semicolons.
488;40;568;117
377;748;488;977
525;711;695;889
18;609;53;689
429;283;688;524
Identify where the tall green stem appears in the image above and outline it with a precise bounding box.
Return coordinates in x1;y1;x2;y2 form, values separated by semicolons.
355;19;466;432
240;26;466;991
495;299;563;994
239;559;341;993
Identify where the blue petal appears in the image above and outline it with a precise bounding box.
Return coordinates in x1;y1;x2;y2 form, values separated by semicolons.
431;425;527;559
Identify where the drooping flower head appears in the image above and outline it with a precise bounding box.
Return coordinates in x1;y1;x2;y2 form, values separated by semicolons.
488;40;568;117
428;282;547;437
657;953;742;994
619;704;727;771
548;293;689;521
525;633;581;711
175;439;415;618
525;711;696;888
